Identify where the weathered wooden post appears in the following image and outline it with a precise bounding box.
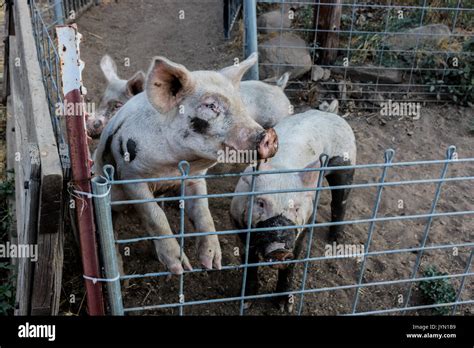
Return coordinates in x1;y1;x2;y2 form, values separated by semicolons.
314;0;342;64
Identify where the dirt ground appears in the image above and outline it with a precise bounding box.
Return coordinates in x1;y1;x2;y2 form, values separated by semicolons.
60;0;473;316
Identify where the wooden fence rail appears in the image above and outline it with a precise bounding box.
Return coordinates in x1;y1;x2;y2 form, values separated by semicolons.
5;0;64;315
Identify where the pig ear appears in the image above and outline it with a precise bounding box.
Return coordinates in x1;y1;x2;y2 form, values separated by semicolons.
328;99;339;114
100;55;119;82
299;160;321;188
146;57;195;113
126;71;145;96
241;162;267;184
219;53;258;86
276;72;290;90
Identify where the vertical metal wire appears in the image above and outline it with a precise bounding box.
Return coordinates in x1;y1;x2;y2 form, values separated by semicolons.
351;149;395;314
436;0;462;97
177;161;190;316
239;166;257;315
402;145;457;310
373;0;392;97
297;154;329;315
342;0;358;83
405;0;428;95
275;0;285;78
311;0;322;65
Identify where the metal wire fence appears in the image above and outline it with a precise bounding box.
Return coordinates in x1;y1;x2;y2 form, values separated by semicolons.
248;1;474;111
29;0;99;173
91;146;473;315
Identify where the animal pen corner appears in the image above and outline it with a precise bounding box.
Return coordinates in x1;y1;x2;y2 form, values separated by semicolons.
3;0;474;316
4;0;104;315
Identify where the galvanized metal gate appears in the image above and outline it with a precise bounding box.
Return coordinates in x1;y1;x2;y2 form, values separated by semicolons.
92;147;474;315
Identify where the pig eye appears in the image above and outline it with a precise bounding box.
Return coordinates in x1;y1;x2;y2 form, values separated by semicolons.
114;102;123;109
206;103;218;113
256;199;265;209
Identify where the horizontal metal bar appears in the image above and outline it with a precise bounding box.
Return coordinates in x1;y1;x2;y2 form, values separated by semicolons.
116;210;474;244
346;300;474;316
122;271;474;313
256;1;474;12
258;28;473;39
107;158;474;186
111;176;474;206
120;242;474;279
260;61;465;73
287;89;471;96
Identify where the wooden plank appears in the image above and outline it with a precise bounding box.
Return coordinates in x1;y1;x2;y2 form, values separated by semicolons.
12;1;64;315
9;35;42;316
13;0;63;235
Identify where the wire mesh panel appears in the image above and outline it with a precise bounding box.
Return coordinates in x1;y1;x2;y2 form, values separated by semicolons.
251;1;473;112
91;146;474;316
29;0;98;173
224;0;243;39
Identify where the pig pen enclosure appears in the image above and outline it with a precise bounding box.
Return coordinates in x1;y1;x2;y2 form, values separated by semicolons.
3;0;473;316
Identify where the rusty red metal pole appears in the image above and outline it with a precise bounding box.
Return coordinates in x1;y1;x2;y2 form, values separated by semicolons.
57;25;105;315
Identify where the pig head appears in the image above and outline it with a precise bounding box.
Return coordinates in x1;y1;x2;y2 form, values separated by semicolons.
86;55;145;138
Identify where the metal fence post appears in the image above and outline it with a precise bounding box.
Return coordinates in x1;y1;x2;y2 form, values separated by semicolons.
56;24;105;315
243;0;258;80
178;161;190;316
92;169;124;315
53;0;65;25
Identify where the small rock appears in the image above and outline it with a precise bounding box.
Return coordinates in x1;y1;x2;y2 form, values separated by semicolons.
257;10;292;32
386;24;451;51
311;65;325;82
259;33;312;79
332;65;403;84
338;81;348;101
323;68;331;80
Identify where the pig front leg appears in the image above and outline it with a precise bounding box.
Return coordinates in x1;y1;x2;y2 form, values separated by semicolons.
122;182;192;274
326;157;355;242
184;179;222;270
275;231;307;313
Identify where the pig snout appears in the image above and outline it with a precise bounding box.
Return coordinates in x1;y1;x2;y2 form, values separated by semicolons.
255;215;296;269
256;128;278;159
86;114;106;138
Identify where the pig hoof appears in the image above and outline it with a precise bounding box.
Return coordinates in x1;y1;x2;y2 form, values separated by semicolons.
198;241;222;270
156;240;193;275
166;255;193;275
279;301;294;314
274;296;294;314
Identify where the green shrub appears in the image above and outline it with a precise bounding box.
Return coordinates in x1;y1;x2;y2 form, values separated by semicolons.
419;265;456;315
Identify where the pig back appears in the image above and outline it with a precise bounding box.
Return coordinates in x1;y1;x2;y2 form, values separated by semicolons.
273;110;356;169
